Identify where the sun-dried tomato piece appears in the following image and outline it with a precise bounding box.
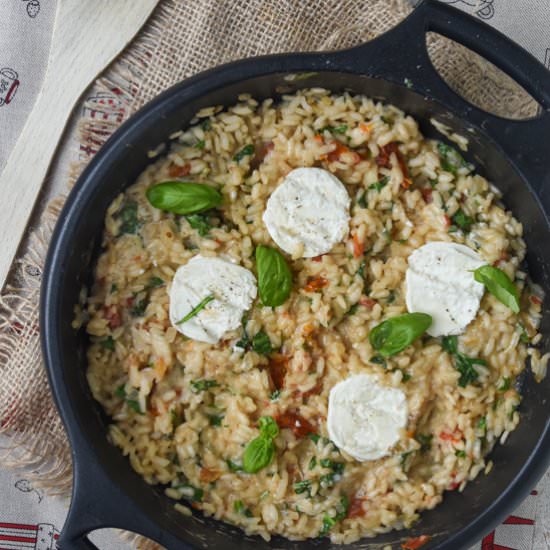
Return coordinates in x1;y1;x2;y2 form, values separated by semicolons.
304;276;329;292
168;163;191;177
275;411;316;438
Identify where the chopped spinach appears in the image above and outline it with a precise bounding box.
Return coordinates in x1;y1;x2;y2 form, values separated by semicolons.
234;499;252;517
233;144;254;162
100;336;115;351
130;295;148;317
294;479;312;494
185;212;212;236
498;377;511;392
451;209;475;232
208;413;224;426
437;142;470;175
269;389;281;401
369;176;389;192
308;456;317;470
252;330;273;355
117;201;140;235
320;124;348;135
455;450;466;458
191;379;219;393
147;276;165;289
442;335;486;387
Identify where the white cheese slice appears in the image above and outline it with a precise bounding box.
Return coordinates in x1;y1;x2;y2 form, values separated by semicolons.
327;374;408;461
169;255;257;344
262;167;350;258
406;241;485;337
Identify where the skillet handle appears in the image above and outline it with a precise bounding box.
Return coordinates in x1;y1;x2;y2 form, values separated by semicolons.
339;0;550;185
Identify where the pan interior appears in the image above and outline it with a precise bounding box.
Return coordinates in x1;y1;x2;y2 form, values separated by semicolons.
47;71;550;549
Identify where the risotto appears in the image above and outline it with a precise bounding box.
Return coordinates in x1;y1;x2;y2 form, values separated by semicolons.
83;89;546;544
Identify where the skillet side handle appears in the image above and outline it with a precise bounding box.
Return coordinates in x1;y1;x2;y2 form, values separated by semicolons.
337;0;550;186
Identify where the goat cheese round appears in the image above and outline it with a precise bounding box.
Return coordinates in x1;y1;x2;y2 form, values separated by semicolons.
406;241;485;337
169;255;257;344
262;167;350;258
327;374;408;461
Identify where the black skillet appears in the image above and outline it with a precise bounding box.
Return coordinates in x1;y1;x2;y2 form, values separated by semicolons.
41;1;550;548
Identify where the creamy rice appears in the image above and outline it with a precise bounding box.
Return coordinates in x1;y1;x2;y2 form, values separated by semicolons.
83;89;545;544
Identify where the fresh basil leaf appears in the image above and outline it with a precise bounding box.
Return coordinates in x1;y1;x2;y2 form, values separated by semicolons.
190;379;219;393
233;144;254;162
473;265;520;313
242;436;275;473
117;201;140;235
258;416;279;439
452;209;474;232
146;181;222;215
176;294;215;325
369;313;432;357
256;245;292;307
185;213;211;236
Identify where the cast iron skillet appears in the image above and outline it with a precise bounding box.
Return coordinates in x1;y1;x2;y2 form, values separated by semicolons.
41;1;550;548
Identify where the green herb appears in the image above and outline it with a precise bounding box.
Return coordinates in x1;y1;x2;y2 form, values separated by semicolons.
115;384;126;399
455;450;466;458
194;139;205;149
242;416;279;473
400;370;412;382
147;276;164;289
442;335;458;354
320;459;344;475
499;377;511;392
126;399;142;414
252;330;273;355
176;294;215;325
404;77;414;89
171;408;184;429
208;413;224;426
473;265;520;313
452;209;474;232
368;176;389;192
256;245;292;307
437;142;470;175
227;459;242;472
320;515;336;536
110;283;118;293
380;115;391;124
429;179;438;188
294;479;312;494
386;290;396;304
518;324;530;344
369;313;432;357
269;389;281;401
100;336;115;351
357;192;367;208
400;451;413;466
233;144;254;162
319;473;337;488
175;484;204;502
417;434;433;453
320;496;349;536
130;296;148;317
347;303;359;316
185;213;212;236
477;416;487;432
320;124;348;135
117;201;140;235
200;118;211;131
308;456;317;470
357;260;366;278
233;500;252;517
190;379;219;393
442;335;486;387
146;181;222;215
308;433;321;444
370;355;387;368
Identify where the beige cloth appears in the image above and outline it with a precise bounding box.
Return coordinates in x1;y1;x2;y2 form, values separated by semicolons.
0;0;542;547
